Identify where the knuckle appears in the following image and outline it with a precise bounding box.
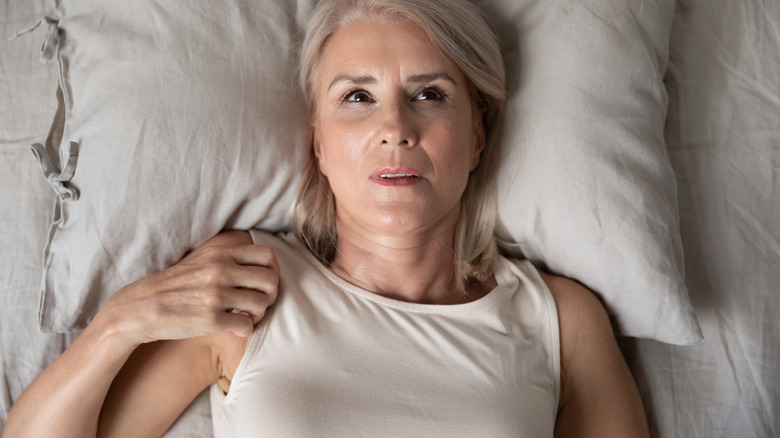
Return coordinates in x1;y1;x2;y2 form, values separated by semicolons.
268;252;280;272
198;264;227;285
265;274;279;289
263;290;278;307
202;287;225;308
256;245;277;264
199;245;226;263
202;244;222;256
254;291;270;307
268;280;278;294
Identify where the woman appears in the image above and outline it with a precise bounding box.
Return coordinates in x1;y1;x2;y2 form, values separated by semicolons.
5;0;649;436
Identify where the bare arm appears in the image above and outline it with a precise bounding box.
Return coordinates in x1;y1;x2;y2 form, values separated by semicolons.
97;330;247;436
4;231;276;438
540;272;649;438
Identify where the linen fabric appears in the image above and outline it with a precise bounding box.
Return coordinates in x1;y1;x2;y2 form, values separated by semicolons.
33;0;312;331
6;0;780;436
31;0;700;344
210;230;560;437
486;0;700;343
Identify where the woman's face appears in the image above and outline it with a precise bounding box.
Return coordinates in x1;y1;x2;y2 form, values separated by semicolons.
313;18;485;241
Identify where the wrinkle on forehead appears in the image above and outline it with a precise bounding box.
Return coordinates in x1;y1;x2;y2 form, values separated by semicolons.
318;19;466;94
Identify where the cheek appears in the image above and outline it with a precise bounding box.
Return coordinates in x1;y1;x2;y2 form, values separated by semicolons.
317;123;370;182
432;119;477;172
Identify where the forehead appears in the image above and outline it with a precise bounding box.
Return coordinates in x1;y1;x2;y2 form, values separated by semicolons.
317;18;465;86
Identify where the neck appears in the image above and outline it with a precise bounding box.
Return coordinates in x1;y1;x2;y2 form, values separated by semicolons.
330;217;492;305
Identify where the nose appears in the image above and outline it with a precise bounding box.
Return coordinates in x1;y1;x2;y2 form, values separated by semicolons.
378;100;417;147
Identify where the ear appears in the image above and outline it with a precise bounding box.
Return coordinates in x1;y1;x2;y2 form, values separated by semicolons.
470;110;487;171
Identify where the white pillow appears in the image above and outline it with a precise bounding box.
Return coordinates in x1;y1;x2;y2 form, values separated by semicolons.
33;0;700;344
34;0;312;331
488;0;701;344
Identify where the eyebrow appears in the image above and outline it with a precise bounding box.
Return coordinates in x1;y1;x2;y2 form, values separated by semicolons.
326;72;457;92
407;73;457;85
327;75;376;92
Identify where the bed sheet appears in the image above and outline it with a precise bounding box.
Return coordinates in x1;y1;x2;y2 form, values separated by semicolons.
622;0;780;436
1;0;778;437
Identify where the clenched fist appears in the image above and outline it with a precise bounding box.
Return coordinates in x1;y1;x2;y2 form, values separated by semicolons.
96;231;279;348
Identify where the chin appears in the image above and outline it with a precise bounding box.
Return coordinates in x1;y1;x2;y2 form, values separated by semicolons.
372;210;456;239
375;215;427;234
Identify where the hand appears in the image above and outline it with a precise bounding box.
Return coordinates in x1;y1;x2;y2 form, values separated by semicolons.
96;231;279;348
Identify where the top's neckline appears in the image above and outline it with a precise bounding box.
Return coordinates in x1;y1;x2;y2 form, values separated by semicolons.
281;232;513;315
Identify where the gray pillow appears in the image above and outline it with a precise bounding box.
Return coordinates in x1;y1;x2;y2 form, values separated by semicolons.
30;0;700;344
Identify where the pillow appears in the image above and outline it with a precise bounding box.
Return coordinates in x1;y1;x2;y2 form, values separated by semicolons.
31;0;312;331
487;0;701;344
31;0;700;344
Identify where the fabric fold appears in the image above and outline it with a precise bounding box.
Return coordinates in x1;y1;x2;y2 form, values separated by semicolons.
30;141;80;201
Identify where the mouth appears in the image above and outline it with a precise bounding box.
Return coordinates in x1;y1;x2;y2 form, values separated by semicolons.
378;173;417;179
370;168;423;186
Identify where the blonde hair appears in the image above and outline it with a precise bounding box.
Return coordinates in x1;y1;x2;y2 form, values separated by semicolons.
292;0;507;283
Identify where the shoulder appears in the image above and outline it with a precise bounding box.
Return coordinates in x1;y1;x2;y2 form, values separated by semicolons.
537;270;616;391
537;271;613;352
537;270;649;437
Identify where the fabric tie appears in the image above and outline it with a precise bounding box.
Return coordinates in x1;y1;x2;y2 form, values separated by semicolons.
9;16;61;63
30;142;80;201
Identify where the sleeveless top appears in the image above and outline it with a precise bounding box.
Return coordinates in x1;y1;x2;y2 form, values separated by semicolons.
210;230;560;437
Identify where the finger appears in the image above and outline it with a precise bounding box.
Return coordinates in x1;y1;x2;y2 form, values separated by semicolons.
229;245;279;272
221;288;273;324
224;264;279;299
214;311;254;338
184;260;277;294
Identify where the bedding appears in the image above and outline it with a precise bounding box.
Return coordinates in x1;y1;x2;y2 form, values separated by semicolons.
0;0;69;430
489;0;699;343
27;0;311;333
10;0;699;345
2;0;776;437
623;0;780;436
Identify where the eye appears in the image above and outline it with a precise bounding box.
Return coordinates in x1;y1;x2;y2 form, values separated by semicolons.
414;86;447;102
343;89;373;103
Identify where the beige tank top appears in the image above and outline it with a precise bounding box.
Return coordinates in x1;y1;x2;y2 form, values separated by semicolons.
210;230;560;437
